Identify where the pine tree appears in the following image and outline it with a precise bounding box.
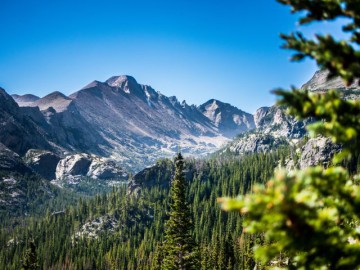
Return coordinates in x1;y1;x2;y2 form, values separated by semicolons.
219;0;360;268
21;241;38;270
161;153;199;270
151;243;164;270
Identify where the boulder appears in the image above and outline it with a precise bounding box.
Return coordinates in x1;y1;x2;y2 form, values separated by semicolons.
55;153;128;182
227;133;288;155
299;137;341;169
55;154;92;180
87;158;128;180
24;149;60;180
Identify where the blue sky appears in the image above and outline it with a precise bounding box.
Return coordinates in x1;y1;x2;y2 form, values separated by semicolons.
0;0;344;113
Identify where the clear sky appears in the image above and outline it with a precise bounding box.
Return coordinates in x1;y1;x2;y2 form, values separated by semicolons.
0;0;344;113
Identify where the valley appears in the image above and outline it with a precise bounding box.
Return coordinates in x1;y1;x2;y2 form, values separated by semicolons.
0;69;359;269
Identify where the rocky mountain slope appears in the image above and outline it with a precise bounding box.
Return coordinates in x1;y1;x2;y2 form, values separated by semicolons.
11;94;40;107
198;99;255;137
9;75;254;171
302;69;360;99
0;144;128;212
221;70;360;157
0;144;58;213
0;88;53;155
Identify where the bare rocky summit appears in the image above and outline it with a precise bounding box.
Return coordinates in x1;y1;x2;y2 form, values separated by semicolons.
198;99;255;137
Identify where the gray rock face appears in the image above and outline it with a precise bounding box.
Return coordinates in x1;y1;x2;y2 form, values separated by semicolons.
254;107;270;128
24;149;60;180
87;158;128;180
55;154;92;180
302;69;360;92
226;134;288;155
299;137;341;169
0;88;52;155
73;215;119;240
0;144;56;209
221;104;309;157
254;106;309;139
198;99;255;137
0;143;31;173
55;153;128;183
302;70;360;100
128;158;196;195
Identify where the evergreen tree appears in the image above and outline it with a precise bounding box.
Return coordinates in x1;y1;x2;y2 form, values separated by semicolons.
151;243;164;270
219;0;360;268
21;241;38;270
161;153;199;270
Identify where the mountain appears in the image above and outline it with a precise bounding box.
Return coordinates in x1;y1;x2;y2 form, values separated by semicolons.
198;99;255;137
26;91;72;112
220;70;360;157
11;94;40;106
0;143;61;214
6;75;254;171
0;88;52;155
4;71;359;172
301;69;360;100
302;69;360;92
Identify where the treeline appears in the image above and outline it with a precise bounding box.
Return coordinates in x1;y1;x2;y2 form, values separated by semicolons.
0;150;288;269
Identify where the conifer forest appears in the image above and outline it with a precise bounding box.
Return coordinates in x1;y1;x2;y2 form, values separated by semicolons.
1;0;360;269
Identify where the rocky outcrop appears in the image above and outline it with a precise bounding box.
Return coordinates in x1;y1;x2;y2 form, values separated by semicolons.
302;70;360;100
55;154;92;180
24;149;60;180
254;107;270;128
220;104;308;157
87;158;128;180
28;91;72;112
0;143;31;174
225;134;288;155
73;215;120;240
222;70;359;159
299;137;341;169
254;106;310;139
302;70;360;92
55;153;128;183
0;144;56;211
128;159;196;195
0;88;52;155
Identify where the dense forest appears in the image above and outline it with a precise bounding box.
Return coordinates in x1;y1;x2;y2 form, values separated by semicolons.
1;0;360;269
0;150;289;269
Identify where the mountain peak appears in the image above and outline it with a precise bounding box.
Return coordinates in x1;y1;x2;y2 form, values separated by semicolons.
41;91;70;101
0;87;19;112
302;69;360;91
199;99;255;137
34;91;72;112
12;94;40;103
106;75;138;88
81;80;104;90
202;99;231;108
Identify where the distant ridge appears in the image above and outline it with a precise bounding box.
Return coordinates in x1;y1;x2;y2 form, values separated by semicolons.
5;75;255;171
